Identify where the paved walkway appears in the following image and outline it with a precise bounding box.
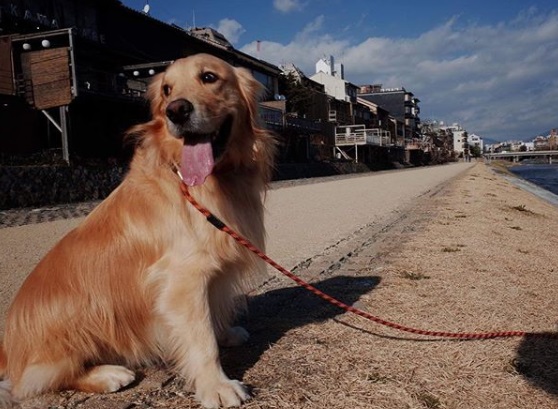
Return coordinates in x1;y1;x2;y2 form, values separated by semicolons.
265;163;474;271
1;162;480;408
0;163;474;328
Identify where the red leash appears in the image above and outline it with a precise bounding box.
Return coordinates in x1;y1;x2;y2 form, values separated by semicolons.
179;180;556;340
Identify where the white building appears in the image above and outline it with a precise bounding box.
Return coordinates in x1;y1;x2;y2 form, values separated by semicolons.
447;123;467;156
310;71;357;102
468;133;484;153
315;55;344;79
523;142;535;151
310;55;357;103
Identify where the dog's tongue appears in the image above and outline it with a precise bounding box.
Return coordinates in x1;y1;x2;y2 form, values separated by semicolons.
180;142;214;186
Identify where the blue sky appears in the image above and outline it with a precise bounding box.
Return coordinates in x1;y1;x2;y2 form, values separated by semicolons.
121;0;558;142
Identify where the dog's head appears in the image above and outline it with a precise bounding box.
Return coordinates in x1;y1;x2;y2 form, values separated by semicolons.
142;53;273;186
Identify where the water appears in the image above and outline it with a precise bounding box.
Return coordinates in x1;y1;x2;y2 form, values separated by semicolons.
510;164;558;196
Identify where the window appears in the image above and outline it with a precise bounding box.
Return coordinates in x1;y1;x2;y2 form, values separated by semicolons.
252;70;275;97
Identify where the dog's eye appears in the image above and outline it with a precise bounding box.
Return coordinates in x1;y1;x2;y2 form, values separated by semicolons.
162;84;171;96
200;72;218;84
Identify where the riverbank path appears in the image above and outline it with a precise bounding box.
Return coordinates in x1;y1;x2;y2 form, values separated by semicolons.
0;162;475;330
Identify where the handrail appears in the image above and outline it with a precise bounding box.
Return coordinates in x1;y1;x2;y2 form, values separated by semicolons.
335;125;392;147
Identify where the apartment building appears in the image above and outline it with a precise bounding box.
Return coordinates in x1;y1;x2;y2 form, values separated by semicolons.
358;84;421;140
468;133;484;152
309;56;362;126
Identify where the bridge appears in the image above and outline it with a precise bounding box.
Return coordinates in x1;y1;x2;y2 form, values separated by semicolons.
485;150;558;164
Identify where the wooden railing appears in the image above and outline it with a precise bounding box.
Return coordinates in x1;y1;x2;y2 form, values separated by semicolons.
259;105;322;132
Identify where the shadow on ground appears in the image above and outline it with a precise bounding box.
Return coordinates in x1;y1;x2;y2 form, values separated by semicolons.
515;333;558;395
221;275;381;378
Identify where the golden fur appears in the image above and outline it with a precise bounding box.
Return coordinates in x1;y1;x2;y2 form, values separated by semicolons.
0;53;276;408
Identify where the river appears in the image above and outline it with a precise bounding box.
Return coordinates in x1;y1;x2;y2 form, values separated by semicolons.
509;163;558;196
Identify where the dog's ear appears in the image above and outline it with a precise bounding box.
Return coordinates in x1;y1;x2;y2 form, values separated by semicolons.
234;67;263;127
234;67;277;183
146;73;164;117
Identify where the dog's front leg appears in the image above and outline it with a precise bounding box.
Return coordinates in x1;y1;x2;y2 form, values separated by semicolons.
157;263;250;408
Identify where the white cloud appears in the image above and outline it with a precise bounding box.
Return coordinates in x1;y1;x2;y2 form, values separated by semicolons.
212;18;245;44
294;15;324;40
273;0;303;13
241;10;558;140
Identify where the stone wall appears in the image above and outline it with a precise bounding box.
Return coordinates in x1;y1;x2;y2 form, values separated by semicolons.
0;161;382;210
1;165;126;210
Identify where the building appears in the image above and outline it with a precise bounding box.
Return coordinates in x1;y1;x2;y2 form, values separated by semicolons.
315;55;344;80
278;62;329;123
311;56;354;103
0;0;282;163
356;97;400;146
468;133;484;153
433;122;483;157
358;84;421;140
310;70;357;104
309;56;361;126
278;63;340;161
446;123;467;157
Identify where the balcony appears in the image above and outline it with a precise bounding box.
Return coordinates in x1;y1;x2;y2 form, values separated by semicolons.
335;124;391;147
259;105;322;132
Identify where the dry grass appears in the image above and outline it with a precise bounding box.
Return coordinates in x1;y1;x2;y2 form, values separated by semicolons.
236;162;558;409
19;162;558;408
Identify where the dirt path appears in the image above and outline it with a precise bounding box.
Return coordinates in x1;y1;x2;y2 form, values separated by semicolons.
238;162;558;409
5;161;558;408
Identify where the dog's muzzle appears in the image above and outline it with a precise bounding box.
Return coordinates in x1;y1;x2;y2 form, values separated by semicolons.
166;99;193;126
165;98;233;187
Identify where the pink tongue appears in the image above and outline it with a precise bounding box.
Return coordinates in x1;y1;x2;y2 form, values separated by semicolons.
180;142;215;186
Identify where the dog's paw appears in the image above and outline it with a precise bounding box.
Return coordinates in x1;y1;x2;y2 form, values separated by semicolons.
196;378;250;408
86;365;136;393
0;380;15;407
218;326;250;347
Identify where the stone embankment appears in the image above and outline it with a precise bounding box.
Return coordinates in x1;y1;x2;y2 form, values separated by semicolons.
0;161;383;210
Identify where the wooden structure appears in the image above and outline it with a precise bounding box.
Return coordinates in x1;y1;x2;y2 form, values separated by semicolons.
334;124;394;162
0;0;284;163
1;28;77;162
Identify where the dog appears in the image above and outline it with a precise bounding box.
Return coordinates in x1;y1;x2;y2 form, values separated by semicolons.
0;53;276;408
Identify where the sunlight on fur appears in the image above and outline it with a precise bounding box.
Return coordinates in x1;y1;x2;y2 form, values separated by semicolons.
0;53;276;409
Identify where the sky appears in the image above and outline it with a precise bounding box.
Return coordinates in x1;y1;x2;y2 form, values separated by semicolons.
121;0;558;142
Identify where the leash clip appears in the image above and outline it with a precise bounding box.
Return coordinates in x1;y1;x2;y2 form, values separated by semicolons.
175;168;184;182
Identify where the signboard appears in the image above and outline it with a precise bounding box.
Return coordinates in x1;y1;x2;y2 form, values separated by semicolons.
20;47;72;109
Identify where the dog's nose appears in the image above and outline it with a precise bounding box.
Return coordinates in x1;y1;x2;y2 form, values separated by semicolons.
166;99;194;124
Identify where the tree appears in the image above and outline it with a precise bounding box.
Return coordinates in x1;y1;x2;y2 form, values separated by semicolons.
280;72;311;117
470;145;482;158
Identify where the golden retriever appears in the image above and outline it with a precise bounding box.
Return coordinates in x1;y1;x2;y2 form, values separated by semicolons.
0;53;276;408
